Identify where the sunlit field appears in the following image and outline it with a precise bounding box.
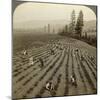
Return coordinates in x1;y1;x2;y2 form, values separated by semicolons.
13;33;97;99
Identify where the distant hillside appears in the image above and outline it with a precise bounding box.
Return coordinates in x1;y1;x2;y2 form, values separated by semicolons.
13;20;68;29
83;20;96;31
13;20;96;34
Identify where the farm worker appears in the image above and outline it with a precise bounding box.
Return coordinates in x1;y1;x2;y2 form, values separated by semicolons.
59;46;63;50
46;82;54;91
81;55;84;61
74;48;79;53
29;57;34;65
39;58;44;67
71;75;75;83
70;75;77;87
55;44;58;49
50;49;55;55
76;48;79;52
23;50;27;55
90;56;94;61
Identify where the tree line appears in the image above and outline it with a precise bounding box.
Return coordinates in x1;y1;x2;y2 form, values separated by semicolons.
58;10;84;39
58;10;96;47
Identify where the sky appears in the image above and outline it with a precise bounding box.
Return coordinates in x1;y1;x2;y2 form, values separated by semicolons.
13;2;96;29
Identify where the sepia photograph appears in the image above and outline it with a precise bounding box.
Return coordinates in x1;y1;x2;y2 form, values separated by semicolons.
12;0;97;99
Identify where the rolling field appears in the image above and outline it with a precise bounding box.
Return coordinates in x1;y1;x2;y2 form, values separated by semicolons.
12;34;97;99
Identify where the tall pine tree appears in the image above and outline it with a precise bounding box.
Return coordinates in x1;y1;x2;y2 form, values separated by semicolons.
75;10;84;38
69;10;76;36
